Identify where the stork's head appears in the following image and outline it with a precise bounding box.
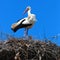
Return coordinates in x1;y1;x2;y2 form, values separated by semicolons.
23;6;31;14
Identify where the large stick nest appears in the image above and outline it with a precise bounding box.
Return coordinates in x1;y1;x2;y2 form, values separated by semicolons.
0;38;60;60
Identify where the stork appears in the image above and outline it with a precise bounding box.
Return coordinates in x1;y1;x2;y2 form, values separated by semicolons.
11;6;36;39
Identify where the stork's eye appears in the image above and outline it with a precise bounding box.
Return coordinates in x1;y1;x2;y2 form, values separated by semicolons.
27;6;31;10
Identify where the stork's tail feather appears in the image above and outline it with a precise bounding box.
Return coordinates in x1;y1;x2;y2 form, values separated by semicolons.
11;23;32;32
11;23;20;32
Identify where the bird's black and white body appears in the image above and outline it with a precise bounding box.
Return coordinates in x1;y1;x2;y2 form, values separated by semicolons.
11;6;36;38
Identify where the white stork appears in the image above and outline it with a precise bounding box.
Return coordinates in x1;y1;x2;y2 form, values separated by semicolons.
11;6;36;39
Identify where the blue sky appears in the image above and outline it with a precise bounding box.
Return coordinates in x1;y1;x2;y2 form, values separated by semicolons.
0;0;60;46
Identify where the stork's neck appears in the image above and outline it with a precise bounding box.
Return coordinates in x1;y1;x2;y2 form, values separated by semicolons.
28;10;31;16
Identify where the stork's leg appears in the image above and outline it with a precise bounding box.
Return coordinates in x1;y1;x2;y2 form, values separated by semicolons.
24;28;29;40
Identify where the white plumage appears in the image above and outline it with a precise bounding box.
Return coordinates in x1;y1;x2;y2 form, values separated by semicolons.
11;6;36;38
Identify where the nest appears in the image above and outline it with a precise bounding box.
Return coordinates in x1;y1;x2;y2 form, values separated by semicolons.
0;38;60;60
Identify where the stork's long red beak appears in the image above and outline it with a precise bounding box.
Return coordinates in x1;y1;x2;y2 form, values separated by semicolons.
23;8;29;15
